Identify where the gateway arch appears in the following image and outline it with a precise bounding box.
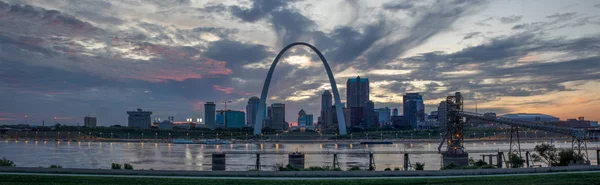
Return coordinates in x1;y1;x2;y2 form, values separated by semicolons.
254;42;347;136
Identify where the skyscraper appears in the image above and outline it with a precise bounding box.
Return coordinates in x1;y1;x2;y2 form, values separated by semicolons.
375;107;391;125
84;116;97;128
392;108;399;116
298;109;307;127
364;101;376;128
127;109;152;129
346;76;370;108
321;90;332;111
246;97;260;127
225;110;245;128
403;93;425;129
271;103;286;130
204;102;216;130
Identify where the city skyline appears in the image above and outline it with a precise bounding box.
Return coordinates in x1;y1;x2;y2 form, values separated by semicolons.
1;0;600;126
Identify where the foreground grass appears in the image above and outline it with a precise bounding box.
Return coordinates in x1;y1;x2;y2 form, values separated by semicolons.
1;172;599;185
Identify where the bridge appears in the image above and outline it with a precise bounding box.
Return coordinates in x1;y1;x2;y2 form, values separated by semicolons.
438;92;590;167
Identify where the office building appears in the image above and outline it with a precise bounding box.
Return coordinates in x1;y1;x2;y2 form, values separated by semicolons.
298;109;307;127
403;93;425;128
204;102;216;130
364;101;376;128
271;103;286;130
375;107;391;125
392;108;399;116
216;110;225;128
127;109;152;129
346;76;369;108
297;109;314;127
437;101;447;127
225;110;246;128
84;116;97;128
321;90;332;111
246;97;260;127
350;107;364;127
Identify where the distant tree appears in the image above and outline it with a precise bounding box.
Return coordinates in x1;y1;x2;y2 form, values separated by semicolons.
124;163;133;170
384;168;391;171
415;162;425;170
508;154;524;168
111;163;122;169
347;166;362;171
393;167;401;171
0;158;15;167
49;165;62;168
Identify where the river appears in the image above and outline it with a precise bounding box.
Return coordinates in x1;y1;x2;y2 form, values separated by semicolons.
1;140;598;171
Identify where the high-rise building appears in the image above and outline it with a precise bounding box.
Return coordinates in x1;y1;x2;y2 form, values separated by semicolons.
225;110;245;128
364;101;376;128
321;90;332;111
437;101;447;127
298;109;307;127
127;109;152;129
84;116;97;128
375;107;391;125
346;76;370;108
204;102;216;130
392;108;399;116
305;114;314;127
271;103;286;130
403;93;425;128
216;110;226;128
350;107;364;127
246;97;260;127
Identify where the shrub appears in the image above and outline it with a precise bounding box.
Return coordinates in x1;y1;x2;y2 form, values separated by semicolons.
384;168;391;171
124;163;133;170
49;165;62;168
474;159;488;167
347;166;361;171
415;162;425;170
0;158;15;167
481;165;497;169
509;154;524;168
441;163;459;170
393;167;400;171
111;163;122;169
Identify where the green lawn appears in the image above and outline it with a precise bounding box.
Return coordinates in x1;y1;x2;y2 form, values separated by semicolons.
2;172;600;185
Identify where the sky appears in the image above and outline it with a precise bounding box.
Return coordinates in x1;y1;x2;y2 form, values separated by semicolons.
0;0;599;126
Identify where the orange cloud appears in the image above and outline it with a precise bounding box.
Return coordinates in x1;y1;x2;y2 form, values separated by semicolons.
213;85;234;94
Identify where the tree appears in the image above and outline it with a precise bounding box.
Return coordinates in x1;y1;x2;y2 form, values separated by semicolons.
533;143;558;166
415;162;425;170
0;158;15;167
508;154;524;168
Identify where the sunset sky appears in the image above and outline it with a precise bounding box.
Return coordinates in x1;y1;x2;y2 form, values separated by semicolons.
0;0;599;125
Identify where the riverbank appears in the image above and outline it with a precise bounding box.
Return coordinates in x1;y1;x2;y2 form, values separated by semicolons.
2;137;578;144
1;169;600;185
1;165;599;177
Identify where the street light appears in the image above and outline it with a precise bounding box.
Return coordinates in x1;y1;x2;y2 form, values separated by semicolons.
187;133;189;140
428;133;431;141
351;133;353;140
380;133;383;140
395;132;398;140
168;133;171;140
128;133;130;140
411;133;413;140
155;133;158;140
68;132;71;140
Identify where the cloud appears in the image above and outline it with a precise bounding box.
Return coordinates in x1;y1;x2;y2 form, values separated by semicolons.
499;15;523;24
463;32;482;40
546;12;577;21
213;85;235;94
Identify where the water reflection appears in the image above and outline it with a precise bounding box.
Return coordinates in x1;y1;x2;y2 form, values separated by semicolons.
0;141;597;171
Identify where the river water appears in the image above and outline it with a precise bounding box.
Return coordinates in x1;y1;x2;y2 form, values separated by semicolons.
1;140;598;171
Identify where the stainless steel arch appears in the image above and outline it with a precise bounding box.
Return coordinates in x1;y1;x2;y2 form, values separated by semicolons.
253;42;347;135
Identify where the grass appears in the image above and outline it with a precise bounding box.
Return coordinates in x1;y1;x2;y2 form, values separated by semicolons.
1;172;600;185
